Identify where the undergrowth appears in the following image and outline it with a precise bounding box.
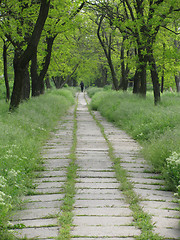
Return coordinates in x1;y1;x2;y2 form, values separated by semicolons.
0;89;74;239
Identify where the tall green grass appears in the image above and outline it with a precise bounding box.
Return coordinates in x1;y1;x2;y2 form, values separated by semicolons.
0;89;74;239
90;90;180;195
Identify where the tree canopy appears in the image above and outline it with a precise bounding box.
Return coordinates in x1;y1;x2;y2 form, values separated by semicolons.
0;0;179;107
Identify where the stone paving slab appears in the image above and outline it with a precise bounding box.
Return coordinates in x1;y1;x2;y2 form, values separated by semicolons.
140;200;178;209
152;216;180;228
12;226;59;239
25;200;62;209
77;171;115;178
12;218;58;227
71;226;141;237
43;152;70;158
77;177;117;183
141;207;179;218
74;199;129;208
34;176;66;182
36;182;64;188
153;228;180;239
34;187;63;194
35;170;66;177
76;182;120;189
73;216;133;226
76;188;122;195
73;207;132;216
12;208;59;220
134;188;174;198
72;238;135;240
22;192;64;203
75;193;124;200
127;177;165;185
133;183;165;190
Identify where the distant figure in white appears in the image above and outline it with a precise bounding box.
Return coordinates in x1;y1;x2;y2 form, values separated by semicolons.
80;81;84;92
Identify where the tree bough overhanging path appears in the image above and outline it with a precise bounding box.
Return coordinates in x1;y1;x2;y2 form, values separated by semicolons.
11;93;180;240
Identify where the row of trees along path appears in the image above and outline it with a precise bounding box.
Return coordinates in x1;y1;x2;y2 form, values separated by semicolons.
11;92;180;239
2;1;180;110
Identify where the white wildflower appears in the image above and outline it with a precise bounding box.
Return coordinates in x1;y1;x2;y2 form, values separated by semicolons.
0;176;7;188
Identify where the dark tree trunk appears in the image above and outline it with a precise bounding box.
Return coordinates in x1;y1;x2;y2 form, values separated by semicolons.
133;47;147;96
38;36;56;94
9;0;50;110
45;74;52;89
3;41;10;102
161;43;165;93
138;47;147;96
21;63;30;100
175;74;180;92
133;68;140;94
101;65;108;86
161;74;164;93
31;46;39;96
119;38;128;91
148;49;160;104
31;36;56;96
10;52;28;108
53;76;64;89
97;15;119;90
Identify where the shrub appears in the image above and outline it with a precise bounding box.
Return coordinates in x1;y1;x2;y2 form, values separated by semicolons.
87;87;104;98
164;152;180;192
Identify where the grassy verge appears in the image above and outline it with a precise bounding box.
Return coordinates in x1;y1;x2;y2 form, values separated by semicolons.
58;94;78;240
88;89;180;198
0;89;75;239
85;95;163;240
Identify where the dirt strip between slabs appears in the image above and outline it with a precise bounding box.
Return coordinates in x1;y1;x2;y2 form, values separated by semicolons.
10;92;179;240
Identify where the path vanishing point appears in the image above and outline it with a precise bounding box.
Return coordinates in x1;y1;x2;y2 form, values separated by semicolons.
11;92;180;240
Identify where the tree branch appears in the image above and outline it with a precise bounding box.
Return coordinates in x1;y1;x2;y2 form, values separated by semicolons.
162;26;180;35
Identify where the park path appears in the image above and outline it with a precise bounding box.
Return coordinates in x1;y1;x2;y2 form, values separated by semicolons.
11;92;180;239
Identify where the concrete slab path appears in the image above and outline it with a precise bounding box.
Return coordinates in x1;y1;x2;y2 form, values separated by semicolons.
11;92;180;240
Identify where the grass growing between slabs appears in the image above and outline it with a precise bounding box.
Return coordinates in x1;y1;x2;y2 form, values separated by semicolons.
85;96;163;240
88;88;180;198
0;89;75;239
58;95;78;240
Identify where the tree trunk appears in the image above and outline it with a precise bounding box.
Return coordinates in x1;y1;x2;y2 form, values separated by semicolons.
138;46;147;96
161;43;165;93
3;41;10;102
133;46;147;95
97;15;119;90
119;39;128;91
148;49;160;104
133;68;140;94
101;65;108;86
175;73;180;92
9;0;50;110
10;52;27;109
31;47;39;97
161;74;164;93
45;74;52;89
21;63;30;100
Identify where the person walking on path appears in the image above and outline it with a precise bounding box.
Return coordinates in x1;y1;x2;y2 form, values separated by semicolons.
80;81;84;92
